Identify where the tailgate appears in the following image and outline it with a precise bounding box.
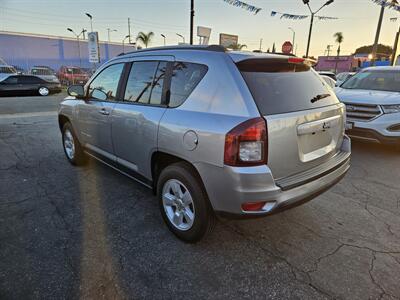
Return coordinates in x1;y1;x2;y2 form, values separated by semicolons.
265;104;345;179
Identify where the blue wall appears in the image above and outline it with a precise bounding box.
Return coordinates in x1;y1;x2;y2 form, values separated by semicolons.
0;32;135;72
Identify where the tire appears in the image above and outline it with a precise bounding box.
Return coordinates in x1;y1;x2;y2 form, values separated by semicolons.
62;122;87;166
38;86;49;96
157;162;216;243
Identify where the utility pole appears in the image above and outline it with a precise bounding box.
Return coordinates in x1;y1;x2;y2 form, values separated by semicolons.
391;23;400;65
259;39;263;51
128;18;132;44
303;0;335;58
190;0;194;45
371;6;385;66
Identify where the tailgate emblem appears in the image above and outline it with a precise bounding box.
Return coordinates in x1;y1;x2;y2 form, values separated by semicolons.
322;122;331;130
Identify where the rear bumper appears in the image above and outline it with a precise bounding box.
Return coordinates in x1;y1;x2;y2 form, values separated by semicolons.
195;135;351;218
347;112;400;145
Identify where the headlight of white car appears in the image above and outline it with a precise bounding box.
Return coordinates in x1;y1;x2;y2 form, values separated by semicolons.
381;105;400;114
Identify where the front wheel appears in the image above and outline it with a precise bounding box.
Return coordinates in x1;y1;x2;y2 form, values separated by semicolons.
157;162;215;243
62;122;87;165
38;87;49;96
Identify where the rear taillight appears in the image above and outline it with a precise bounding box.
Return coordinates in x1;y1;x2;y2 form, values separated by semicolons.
224;117;267;166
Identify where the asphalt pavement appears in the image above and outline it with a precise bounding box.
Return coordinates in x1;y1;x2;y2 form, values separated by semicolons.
0;93;399;299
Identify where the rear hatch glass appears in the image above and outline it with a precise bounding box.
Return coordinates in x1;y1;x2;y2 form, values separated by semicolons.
237;59;339;115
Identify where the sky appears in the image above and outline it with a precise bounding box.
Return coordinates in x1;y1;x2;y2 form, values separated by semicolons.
0;0;399;57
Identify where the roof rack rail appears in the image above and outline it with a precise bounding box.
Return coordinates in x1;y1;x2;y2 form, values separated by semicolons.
118;44;226;56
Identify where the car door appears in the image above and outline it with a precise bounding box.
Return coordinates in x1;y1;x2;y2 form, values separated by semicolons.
76;63;125;157
17;76;41;93
0;76;19;93
111;57;172;179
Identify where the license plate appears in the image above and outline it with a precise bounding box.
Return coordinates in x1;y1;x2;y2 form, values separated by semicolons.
346;121;354;130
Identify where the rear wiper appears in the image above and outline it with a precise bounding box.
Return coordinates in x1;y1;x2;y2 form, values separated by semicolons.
311;93;330;103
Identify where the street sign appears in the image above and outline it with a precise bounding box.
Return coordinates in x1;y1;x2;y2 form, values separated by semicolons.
282;41;293;54
219;33;238;48
87;32;100;63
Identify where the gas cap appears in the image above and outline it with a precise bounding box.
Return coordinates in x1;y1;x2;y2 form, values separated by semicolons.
183;130;198;151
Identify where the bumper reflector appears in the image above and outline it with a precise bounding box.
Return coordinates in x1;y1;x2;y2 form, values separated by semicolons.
241;201;276;212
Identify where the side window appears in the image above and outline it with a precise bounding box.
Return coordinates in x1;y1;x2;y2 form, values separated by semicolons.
3;76;18;84
149;61;167;105
124;61;158;104
88;63;124;101
168;62;208;107
18;76;42;84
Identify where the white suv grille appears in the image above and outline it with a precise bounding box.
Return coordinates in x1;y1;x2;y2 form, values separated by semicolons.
344;102;382;122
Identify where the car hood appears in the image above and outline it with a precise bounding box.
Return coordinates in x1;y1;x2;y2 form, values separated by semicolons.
334;87;400;105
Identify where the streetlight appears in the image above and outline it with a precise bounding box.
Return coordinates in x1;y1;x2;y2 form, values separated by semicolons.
67;28;85;69
161;34;166;46
288;27;295;54
122;35;130;53
85;13;93;32
176;33;185;44
303;0;335;58
107;28;117;43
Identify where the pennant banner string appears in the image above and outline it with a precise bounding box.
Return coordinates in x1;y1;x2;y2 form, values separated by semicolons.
223;0;262;15
270;11;308;20
371;0;400;11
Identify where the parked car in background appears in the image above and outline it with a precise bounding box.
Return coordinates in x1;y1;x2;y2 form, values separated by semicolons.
30;66;60;83
59;45;351;242
335;66;400;147
0;64;17;82
12;65;26;75
321;75;336;88
0;74;61;96
318;71;337;81
57;66;89;86
336;72;355;86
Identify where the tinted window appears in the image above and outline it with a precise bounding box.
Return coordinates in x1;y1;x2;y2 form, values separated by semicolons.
124;61;157;103
88;63;124;101
150;62;167;105
2;76;18;84
341;70;400;92
18;76;43;84
169;62;208;107
238;59;339;115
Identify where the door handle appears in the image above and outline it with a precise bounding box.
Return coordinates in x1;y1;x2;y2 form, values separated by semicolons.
99;108;110;116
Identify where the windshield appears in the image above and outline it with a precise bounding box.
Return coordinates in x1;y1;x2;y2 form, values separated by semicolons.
66;68;83;74
0;66;17;74
31;68;53;75
341;70;400;92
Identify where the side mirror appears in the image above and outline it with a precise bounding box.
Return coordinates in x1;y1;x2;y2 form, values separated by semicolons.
67;85;85;98
91;88;108;101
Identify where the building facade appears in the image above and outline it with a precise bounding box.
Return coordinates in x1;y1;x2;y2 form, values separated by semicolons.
0;31;136;72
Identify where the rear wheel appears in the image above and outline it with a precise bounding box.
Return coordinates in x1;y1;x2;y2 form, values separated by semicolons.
62;122;87;165
157;162;215;243
38;87;49;96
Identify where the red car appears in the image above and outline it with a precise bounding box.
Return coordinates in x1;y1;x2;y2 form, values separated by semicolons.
57;66;89;86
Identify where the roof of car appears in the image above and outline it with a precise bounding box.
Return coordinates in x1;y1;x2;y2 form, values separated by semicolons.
363;66;400;71
116;44;293;63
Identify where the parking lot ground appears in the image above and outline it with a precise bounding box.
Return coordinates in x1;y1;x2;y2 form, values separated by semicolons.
0;94;400;299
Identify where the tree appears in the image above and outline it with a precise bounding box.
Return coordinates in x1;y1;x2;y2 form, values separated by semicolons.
136;31;154;48
354;44;393;58
334;32;344;56
228;43;247;50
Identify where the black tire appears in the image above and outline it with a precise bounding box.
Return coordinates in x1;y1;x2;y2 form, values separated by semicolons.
62;122;87;166
157;162;216;243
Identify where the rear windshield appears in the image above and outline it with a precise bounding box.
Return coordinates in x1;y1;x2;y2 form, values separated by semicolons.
238;59;339;115
66;68;83;74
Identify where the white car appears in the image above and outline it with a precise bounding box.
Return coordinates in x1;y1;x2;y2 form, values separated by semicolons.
321;75;336;88
30;66;60;83
336;72;355;87
335;66;400;147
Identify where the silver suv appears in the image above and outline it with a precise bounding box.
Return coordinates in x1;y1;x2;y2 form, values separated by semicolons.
59;45;351;242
